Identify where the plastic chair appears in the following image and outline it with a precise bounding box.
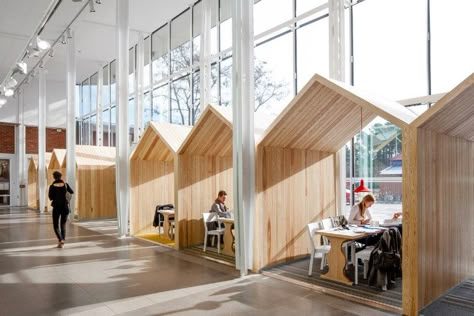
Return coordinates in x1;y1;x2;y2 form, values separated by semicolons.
307;221;331;276
354;246;375;285
202;212;225;254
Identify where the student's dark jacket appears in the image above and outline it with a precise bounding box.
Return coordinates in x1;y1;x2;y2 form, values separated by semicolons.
48;180;74;209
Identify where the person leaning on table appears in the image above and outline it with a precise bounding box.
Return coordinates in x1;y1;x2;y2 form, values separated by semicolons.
348;193;375;225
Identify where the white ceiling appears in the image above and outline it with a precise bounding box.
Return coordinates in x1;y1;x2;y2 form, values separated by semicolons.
0;0;195;127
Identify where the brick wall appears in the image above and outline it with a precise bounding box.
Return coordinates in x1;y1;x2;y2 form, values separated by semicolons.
0;124;15;154
25;127;67;154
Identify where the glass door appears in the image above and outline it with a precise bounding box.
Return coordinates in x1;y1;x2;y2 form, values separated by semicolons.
0;159;10;206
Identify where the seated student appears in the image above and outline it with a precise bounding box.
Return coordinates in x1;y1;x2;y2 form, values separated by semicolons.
348;193;375;225
210;190;232;218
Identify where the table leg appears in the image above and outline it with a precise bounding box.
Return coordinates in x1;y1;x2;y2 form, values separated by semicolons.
163;214;170;240
320;237;353;285
222;222;234;256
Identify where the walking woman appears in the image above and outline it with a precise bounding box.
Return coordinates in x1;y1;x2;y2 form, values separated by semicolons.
48;171;74;248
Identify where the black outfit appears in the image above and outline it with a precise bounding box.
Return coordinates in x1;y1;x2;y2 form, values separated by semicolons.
48;180;74;242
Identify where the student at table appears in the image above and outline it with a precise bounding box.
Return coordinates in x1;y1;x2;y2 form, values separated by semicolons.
211;190;232;219
348;193;375;225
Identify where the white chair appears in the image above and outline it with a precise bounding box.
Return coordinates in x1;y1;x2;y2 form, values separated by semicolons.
307;221;331;276
354;246;375;285
202;212;225;254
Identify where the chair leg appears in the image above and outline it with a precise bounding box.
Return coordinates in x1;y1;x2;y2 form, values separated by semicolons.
217;235;221;254
320;254;326;270
203;233;207;252
308;251;314;276
355;255;359;285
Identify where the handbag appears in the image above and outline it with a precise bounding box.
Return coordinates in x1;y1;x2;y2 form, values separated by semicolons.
65;183;72;203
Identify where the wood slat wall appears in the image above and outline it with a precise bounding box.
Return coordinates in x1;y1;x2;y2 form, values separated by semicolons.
62;146;117;220
176;154;233;248
75;166;117;219
130;159;174;235
403;128;474;314
27;157;38;209
254;146;337;270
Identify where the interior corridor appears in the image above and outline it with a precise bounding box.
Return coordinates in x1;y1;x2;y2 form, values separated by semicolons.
0;207;396;316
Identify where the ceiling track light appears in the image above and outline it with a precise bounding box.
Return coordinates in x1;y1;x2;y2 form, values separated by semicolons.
61;34;67;44
6;77;17;89
49;48;55;57
89;0;95;12
4;88;14;97
67;28;73;39
95;0;101;4
39;60;45;68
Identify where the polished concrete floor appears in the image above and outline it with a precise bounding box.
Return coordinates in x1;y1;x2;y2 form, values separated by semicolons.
0;207;397;316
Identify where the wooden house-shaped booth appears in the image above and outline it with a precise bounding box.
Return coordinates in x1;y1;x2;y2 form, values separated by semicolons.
27;153;52;210
254;74;417;271
402;73;474;315
62;145;117;220
130;122;191;238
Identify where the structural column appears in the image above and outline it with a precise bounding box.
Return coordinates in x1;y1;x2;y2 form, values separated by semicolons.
17;90;27;206
329;0;346;212
116;0;130;237
200;0;212;109
134;32;144;143
232;0;255;275
96;65;103;146
38;70;47;213
66;29;77;215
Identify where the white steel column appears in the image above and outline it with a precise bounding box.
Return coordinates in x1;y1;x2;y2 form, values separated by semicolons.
96;65;103;146
38;70;47;213
66;29;76;216
232;0;255;275
17;90;27;206
200;0;212;109
134;32;144;142
329;0;346;214
116;0;130;238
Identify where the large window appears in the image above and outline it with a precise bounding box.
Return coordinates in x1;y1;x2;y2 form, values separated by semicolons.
353;0;427;100
254;0;293;35
152;25;169;84
144;36;151;90
430;0;474;94
90;73;98;113
297;16;329;91
345;117;403;221
110;60;116;105
102;65;110;108
193;0;218;65
152;84;170;123
81;79;90;116
171;9;191;73
102;108;110;146
255;32;293;114
171;75;193;125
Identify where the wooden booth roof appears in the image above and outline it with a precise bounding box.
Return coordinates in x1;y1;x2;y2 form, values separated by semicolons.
49;149;66;169
178;105;233;156
29;153;52;170
259;74;418;152
130;122;191;161
411;73;474;142
61;145;116;168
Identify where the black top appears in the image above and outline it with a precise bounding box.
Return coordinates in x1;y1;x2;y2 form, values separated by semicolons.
48;180;74;209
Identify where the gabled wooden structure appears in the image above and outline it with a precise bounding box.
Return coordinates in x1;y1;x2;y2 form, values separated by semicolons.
402;73;474;315
176;105;234;248
27;153;52;210
62;145;117;220
130;122;191;237
254;74;417;270
46;149;66;210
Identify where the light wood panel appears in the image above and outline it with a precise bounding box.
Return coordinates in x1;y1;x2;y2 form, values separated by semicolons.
412;73;474;141
27;156;38;209
254;146;337;270
62;145;117;220
178;105;233;156
259;74;417;151
47;149;65;211
176;154;233;248
129;122;190;237
403;73;474;315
